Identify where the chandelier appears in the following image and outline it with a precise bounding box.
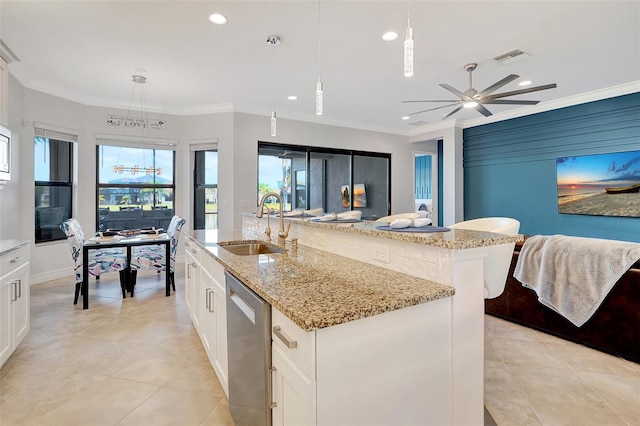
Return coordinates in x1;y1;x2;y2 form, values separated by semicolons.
112;165;163;175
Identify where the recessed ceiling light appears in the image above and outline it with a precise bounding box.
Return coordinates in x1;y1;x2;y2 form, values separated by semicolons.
382;31;398;41
519;80;532;86
208;13;228;25
287;95;298;100
401;116;410;120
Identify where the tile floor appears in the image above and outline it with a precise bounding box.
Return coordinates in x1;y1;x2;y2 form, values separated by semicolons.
1;264;638;425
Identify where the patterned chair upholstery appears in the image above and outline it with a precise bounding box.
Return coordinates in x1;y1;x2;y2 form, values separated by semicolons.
129;215;186;295
60;218;128;304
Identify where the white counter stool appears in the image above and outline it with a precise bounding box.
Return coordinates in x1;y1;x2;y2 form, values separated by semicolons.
448;217;520;298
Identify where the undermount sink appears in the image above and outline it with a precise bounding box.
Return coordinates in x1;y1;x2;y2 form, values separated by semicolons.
218;240;282;256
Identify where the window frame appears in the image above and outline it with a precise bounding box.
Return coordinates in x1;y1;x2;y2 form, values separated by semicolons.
34;137;74;244
193;149;218;230
95;144;176;232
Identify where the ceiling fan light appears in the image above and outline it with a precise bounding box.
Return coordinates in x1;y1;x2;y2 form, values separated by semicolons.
519;80;532;86
463;101;478;108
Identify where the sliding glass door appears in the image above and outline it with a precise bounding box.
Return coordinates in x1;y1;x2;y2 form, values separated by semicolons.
258;142;391;219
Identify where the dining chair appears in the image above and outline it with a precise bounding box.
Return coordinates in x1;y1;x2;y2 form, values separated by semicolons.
129;215;186;296
60;218;128;305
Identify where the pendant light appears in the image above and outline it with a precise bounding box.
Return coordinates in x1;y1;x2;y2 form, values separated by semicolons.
404;1;414;77
267;35;280;136
316;0;323;115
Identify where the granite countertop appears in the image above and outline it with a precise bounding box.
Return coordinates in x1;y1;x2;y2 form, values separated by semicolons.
242;213;524;249
187;230;455;331
0;239;30;257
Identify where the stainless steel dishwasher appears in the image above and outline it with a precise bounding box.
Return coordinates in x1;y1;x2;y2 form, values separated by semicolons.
226;271;272;426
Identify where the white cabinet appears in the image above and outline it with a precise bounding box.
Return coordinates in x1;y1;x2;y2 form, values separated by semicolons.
272;345;316;426
183;236;228;395
271;308;316;426
0;56;7;126
271;298;452;426
0;244;30;369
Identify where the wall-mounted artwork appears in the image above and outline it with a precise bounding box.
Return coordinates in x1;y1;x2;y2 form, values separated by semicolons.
341;185;350;207
556;150;640;217
353;183;367;208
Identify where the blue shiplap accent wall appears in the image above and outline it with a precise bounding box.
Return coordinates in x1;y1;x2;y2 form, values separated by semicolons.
463;93;640;242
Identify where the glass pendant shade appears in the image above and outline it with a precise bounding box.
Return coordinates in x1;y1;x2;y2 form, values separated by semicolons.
404;25;414;77
316;80;323;115
271;111;277;136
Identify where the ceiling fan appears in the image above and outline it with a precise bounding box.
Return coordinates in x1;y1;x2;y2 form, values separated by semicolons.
403;63;557;119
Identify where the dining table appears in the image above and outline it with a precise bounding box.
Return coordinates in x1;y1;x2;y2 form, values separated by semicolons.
82;233;171;309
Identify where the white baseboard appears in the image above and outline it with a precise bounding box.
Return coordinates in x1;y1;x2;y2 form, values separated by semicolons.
30;267;72;285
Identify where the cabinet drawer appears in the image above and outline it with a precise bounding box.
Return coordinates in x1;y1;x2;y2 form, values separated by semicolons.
0;245;29;277
272;308;316;380
184;238;203;264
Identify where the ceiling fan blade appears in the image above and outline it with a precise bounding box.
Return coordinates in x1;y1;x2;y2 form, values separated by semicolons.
402;100;460;103
476;74;519;98
439;84;471;100
409;103;459;116
483;99;540;105
441;105;464;119
475;104;493;117
484;83;557;100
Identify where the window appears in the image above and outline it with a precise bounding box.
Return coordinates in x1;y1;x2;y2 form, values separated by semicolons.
194;150;218;229
34;134;74;243
96;145;175;232
258;142;391;219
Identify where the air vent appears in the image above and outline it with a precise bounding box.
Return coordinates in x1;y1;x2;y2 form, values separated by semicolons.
492;48;530;65
408;120;429;126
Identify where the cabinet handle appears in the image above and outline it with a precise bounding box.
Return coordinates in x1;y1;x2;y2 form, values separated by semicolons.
191;248;198;254
205;288;211;309
10;256;21;264
270;366;278;409
17;279;21;298
187;263;191;278
11;280;18;302
209;290;215;313
273;326;298;349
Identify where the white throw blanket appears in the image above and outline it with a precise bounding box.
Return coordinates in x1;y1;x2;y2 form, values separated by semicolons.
513;235;640;327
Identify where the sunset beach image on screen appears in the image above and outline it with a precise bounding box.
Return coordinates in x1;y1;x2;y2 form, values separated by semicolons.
556;150;640;218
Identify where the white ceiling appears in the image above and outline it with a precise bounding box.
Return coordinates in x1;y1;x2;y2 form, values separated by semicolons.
1;1;639;135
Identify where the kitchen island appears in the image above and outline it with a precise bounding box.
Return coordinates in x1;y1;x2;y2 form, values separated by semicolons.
185;220;522;425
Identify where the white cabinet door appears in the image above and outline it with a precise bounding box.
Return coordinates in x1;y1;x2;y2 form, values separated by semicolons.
0;274;12;367
0;56;7;126
200;267;215;356
12;262;29;345
184;250;199;328
212;278;228;388
272;345;316;426
0;261;30;368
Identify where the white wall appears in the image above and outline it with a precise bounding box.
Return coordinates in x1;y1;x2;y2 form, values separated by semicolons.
232;113;413;228
4;82;418;283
